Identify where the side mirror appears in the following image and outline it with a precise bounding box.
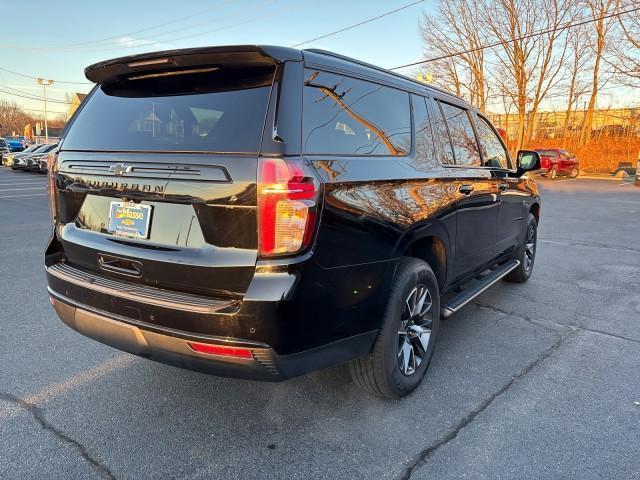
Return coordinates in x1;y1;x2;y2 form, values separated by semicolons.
516;150;541;176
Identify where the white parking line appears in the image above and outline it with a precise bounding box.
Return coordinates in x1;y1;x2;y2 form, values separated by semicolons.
0;193;47;198
0;355;134;420
0;187;45;192
0;182;47;186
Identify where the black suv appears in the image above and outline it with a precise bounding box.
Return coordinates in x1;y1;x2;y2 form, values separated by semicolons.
45;46;541;399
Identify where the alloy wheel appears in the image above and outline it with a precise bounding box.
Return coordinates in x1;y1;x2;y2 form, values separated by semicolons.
524;222;536;273
397;285;433;376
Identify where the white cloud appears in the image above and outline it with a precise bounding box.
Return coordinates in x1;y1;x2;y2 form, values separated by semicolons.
115;36;172;49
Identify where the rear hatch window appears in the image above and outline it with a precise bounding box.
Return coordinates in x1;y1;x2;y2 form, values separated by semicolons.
62;66;274;153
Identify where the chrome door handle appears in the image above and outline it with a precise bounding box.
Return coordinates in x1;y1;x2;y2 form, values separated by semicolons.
459;184;474;195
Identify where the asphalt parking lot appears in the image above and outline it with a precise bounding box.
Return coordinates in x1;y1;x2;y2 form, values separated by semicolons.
0;168;638;480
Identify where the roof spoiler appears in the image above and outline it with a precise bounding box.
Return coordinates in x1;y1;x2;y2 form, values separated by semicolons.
84;45;302;84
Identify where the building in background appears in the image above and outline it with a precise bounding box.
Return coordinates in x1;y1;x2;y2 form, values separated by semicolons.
66;93;87;121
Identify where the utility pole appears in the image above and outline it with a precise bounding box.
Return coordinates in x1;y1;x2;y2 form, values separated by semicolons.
37;78;54;142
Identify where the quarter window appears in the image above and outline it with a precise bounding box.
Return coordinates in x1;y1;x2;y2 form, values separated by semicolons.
302;70;411;156
439;102;481;167
430;100;455;165
477;116;511;169
412;95;436;166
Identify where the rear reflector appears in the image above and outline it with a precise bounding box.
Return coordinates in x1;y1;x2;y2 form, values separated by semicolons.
187;342;253;358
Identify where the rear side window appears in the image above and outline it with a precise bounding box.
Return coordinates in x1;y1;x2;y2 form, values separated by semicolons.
302;70;411;156
430;100;455;165
476;116;511;169
62;67;274;153
539;150;559;157
412;95;436;165
439;101;481;167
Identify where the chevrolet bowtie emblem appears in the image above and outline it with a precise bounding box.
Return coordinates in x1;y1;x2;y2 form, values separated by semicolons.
109;163;132;176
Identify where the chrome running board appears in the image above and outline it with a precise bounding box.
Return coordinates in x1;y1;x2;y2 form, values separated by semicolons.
440;259;520;319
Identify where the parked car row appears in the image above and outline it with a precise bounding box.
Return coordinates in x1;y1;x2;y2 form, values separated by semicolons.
1;142;57;173
3;135;28;152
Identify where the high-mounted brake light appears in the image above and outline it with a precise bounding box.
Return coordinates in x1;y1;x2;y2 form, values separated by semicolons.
127;58;171;68
258;158;320;257
187;342;253;359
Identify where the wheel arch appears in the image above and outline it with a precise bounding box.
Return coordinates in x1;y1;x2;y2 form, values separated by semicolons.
394;222;452;290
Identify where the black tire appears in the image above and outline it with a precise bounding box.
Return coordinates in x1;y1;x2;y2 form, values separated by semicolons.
506;213;538;283
349;257;440;399
569;167;579;178
549;166;558;179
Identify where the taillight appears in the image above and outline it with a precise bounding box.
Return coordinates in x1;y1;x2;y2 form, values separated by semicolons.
257;158;320;257
46;152;58;222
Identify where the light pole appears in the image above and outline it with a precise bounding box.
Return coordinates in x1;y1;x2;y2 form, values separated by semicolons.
36;78;54;142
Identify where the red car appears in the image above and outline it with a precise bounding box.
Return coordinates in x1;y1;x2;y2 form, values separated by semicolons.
535;149;580;179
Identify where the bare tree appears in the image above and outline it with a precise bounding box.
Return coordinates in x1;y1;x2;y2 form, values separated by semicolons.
478;0;574;150
421;0;488;109
562;24;591;145
0;100;35;136
578;0;618;145
610;4;640;84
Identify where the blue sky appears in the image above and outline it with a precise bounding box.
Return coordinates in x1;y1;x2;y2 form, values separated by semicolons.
0;0;430;116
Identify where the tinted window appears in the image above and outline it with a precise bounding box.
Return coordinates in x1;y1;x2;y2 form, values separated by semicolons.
412;95;437;168
0;139;6;147
39;144;58;153
430;100;455;165
63;67;274;153
538;150;559;157
477;116;510;169
303;70;411;156
439;102;481;167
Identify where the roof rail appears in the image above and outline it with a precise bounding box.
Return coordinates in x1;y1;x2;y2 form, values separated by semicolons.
302;48;456;99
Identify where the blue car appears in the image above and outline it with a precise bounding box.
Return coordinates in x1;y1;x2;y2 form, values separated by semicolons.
5;136;28;152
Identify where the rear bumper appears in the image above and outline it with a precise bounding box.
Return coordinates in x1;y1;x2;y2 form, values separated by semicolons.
48;287;377;382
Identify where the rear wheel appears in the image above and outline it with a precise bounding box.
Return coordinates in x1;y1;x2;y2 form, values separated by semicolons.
569;167;579;178
506;213;538;283
349;258;440;399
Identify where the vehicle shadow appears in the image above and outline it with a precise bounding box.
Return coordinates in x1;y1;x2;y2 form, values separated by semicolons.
42;305;560;479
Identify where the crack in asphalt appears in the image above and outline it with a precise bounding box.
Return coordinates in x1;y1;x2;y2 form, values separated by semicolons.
472;300;571;334
474;299;640;345
397;333;571;480
0;392;116;480
570;322;640;345
539;238;640;254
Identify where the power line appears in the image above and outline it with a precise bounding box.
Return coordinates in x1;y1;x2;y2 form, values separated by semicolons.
391;3;640;70
292;0;425;47
21;106;68;115
0;0;238;51
82;0;316;53
0;83;74;102
0;66;91;85
110;3;302;50
0;87;71;104
483;83;631;108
